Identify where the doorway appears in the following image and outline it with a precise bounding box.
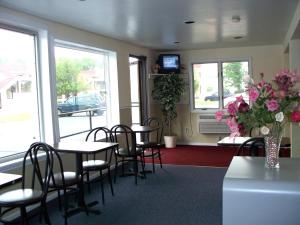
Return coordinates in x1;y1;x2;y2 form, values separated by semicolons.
129;55;148;125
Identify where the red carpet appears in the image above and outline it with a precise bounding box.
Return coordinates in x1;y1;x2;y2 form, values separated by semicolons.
145;145;237;167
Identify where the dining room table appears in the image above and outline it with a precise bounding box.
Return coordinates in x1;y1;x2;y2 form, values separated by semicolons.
0;172;22;189
223;156;300;225
131;124;160;174
52;140;118;214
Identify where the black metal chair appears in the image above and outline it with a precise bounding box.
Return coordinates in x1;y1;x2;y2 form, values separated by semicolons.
46;144;81;225
83;127;114;204
236;137;265;156
111;124;145;185
0;142;53;225
137;117;163;172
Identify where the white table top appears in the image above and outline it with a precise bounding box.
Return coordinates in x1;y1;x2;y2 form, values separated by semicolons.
223;156;300;225
224;156;300;191
53;141;118;154
217;136;251;146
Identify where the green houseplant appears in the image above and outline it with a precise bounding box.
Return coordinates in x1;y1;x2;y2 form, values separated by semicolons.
152;73;185;148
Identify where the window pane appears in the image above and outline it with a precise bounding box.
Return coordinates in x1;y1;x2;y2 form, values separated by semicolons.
193;63;219;109
55;46;108;139
0;28;40;157
222;61;249;107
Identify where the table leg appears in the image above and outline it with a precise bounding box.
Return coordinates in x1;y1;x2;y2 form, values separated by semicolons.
74;153;101;215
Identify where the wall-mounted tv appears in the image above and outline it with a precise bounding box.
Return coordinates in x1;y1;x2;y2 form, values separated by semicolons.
158;54;181;74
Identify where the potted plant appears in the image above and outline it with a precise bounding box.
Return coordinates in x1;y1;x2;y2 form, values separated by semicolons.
152;73;185;148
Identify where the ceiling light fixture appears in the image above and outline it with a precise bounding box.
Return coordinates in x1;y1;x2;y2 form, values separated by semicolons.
184;21;195;24
232;15;241;23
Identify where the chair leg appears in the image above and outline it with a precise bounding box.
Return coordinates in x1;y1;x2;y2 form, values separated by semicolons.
100;170;105;204
86;171;91;193
57;190;62;210
42;200;51;225
20;206;28;225
134;157;138;185
158;148;163;168
114;160;118;183
151;148;155;173
63;188;69;225
107;168;114;196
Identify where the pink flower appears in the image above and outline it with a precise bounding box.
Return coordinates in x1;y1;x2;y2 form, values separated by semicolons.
215;110;224;122
274;69;300;91
227;102;238;116
249;87;260;102
235;95;244;102
226;117;239;132
265;99;279;112
238;101;249;113
291;111;300;122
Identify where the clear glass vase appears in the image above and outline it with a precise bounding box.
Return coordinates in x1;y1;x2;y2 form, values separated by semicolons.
264;126;283;169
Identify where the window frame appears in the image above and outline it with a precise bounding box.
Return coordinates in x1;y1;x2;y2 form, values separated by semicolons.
0;25;120;168
54;40;119;140
0;24;44;166
190;57;252;114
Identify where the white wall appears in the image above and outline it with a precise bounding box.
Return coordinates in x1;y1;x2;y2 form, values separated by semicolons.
151;45;285;144
289;39;300;158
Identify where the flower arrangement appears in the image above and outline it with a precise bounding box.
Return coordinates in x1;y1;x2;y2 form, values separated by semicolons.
215;69;300;137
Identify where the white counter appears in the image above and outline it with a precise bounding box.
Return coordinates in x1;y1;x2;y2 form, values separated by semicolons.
223;156;300;225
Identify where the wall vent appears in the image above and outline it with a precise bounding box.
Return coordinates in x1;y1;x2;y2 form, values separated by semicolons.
198;115;230;134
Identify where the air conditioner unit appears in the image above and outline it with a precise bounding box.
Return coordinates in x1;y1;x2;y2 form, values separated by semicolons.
198;114;230;134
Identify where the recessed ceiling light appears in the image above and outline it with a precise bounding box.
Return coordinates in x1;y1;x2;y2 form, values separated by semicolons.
232;15;241;23
233;36;243;39
184;21;195;24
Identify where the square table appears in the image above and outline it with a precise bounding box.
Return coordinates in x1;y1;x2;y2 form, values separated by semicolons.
223;156;300;225
53;141;118;213
0;172;22;189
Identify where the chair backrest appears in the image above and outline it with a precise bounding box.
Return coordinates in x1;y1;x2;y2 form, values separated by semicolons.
22;142;54;198
110;124;137;156
85;126;113;162
236;137;265;156
46;144;75;189
143;117;163;144
85;127;111;142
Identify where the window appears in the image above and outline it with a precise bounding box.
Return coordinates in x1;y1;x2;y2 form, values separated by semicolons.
0;25;120;162
192;60;250;112
0;26;41;159
55;43;119;140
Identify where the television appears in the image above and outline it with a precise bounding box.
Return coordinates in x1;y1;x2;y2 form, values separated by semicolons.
158;54;181;74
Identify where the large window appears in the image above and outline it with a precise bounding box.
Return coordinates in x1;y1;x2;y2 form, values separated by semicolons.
0;25;119;161
0;26;40;158
55;43;116;140
192;60;250;111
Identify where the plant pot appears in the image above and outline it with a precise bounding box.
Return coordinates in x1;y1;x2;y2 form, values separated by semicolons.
164;136;177;148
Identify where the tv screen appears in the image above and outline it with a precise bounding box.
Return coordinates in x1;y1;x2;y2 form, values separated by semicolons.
158;54;180;74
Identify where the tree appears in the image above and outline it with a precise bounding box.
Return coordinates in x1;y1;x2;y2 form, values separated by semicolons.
56;58;88;98
223;62;245;93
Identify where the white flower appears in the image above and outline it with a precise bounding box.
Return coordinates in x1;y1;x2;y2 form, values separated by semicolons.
260;126;270;135
243;75;254;85
275;112;284;122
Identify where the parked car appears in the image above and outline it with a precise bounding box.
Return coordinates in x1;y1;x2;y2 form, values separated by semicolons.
204;90;232;101
57;93;106;116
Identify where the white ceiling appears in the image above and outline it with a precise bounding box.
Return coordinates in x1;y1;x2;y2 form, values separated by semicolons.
0;0;299;50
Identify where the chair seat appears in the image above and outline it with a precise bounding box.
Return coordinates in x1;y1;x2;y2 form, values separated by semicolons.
49;171;79;187
137;141;157;148
116;147;143;156
0;189;43;207
83;160;109;170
